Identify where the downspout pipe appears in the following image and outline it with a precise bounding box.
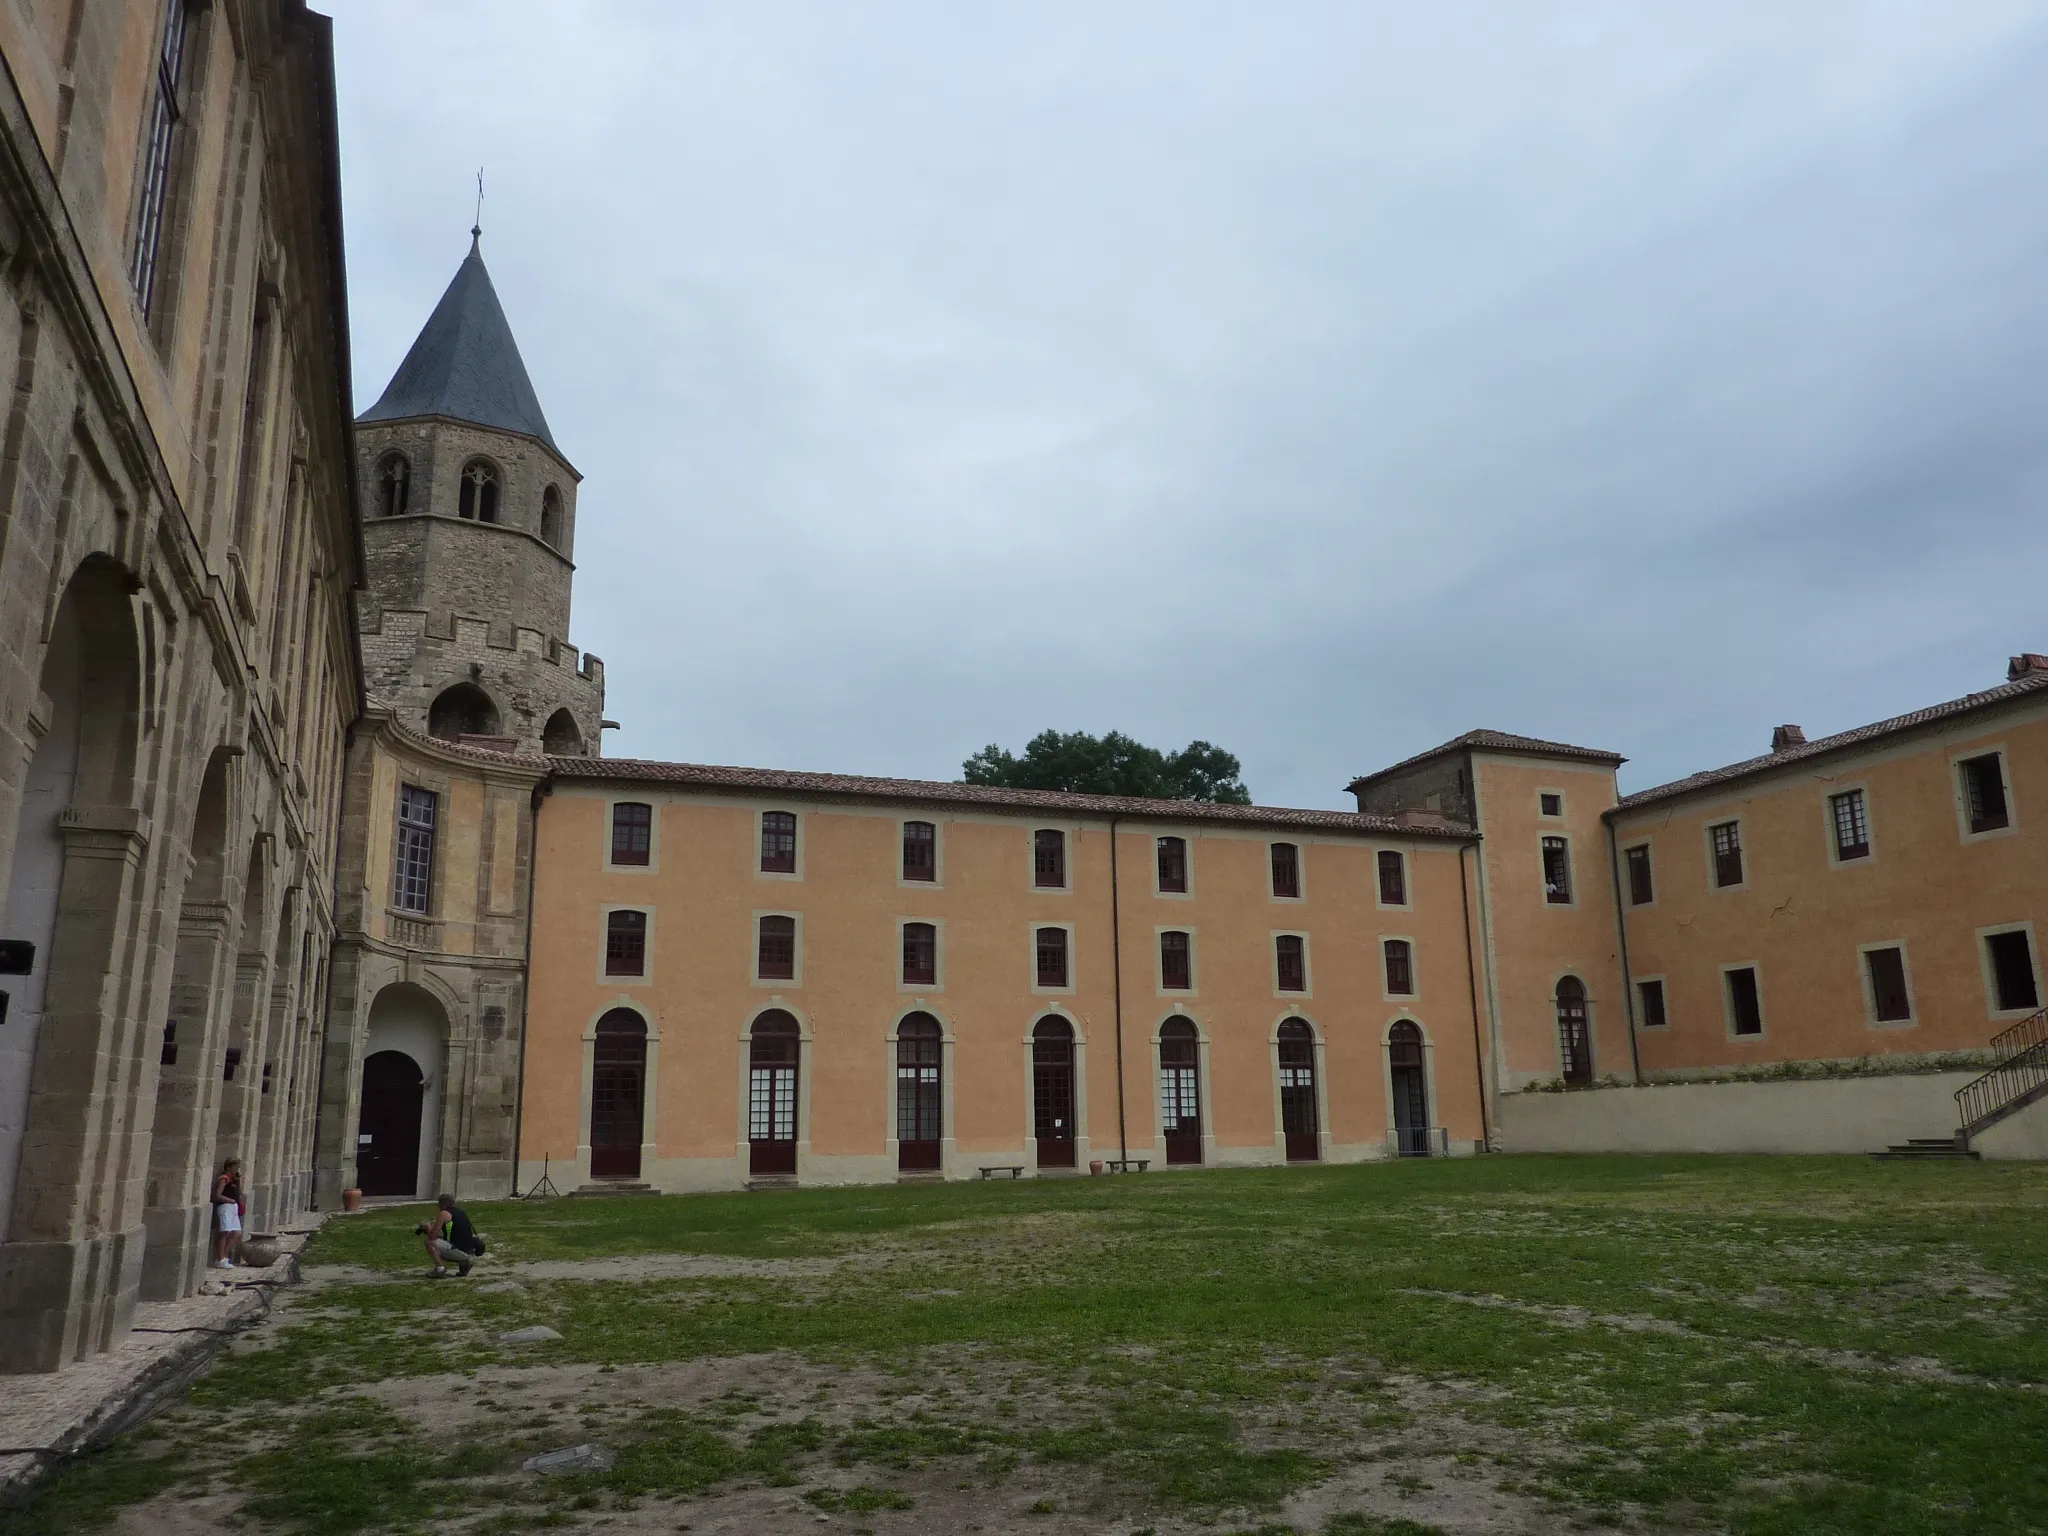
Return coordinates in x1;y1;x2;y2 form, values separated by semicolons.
1457;837;1492;1151
1606;817;1643;1085
508;774;551;1194
1109;816;1129;1167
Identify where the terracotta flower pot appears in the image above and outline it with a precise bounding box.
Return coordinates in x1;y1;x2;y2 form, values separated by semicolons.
341;1186;363;1213
238;1234;281;1268
1088;1160;1105;1176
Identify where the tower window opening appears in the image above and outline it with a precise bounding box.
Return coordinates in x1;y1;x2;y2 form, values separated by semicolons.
541;484;563;547
459;459;500;523
378;454;410;517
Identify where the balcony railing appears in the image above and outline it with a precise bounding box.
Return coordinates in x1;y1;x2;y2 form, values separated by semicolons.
1389;1126;1451;1158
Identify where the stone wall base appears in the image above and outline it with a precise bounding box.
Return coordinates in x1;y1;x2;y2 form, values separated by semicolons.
139;1205;207;1302
0;1225;144;1374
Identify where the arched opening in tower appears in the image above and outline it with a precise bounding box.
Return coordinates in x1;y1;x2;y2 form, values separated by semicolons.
542;708;583;756
427;682;501;742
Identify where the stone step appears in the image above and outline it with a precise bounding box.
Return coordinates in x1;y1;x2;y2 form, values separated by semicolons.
568;1182;657;1197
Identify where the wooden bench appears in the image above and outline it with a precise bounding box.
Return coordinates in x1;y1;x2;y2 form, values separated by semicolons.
1105;1159;1150;1174
978;1165;1025;1180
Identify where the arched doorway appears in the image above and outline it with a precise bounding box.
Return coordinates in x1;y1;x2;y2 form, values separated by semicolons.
1158;1017;1202;1165
1032;1015;1076;1168
427;682;500;741
1277;1018;1320;1163
357;1051;425;1196
1556;976;1592;1085
748;1010;800;1176
357;983;446;1197
1389;1021;1430;1156
895;1013;943;1172
589;1009;647;1179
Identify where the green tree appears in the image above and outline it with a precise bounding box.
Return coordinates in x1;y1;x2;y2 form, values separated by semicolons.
961;730;1252;804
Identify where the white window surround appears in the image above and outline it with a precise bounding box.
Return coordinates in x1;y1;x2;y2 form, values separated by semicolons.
1822;781;1876;870
733;1004;814;1172
1154;925;1198;996
576;1001;660;1184
1633;974;1669;1028
751;908;803;988
1028;919;1077;995
755;806;805;881
897;916;945;994
1977;920;2043;1020
1379;933;1419;1001
1537;788;1566;818
1029;825;1074;893
595;903;654;987
1152;832;1195;900
1953;745;2020;844
1373;846;1413;911
603;794;659;874
897;817;943;890
1270;930;1312;999
1704;817;1749;895
1719;960;1767;1041
1855;940;1916;1030
1268;840;1308;903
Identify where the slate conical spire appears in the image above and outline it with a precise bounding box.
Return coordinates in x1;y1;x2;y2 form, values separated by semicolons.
358;229;561;453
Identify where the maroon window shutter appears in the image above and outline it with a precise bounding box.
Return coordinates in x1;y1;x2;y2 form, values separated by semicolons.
1271;843;1300;899
761;812;797;873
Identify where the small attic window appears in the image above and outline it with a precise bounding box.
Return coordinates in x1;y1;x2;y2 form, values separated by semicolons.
377;454;410;516
541;485;563;547
459;459;499;523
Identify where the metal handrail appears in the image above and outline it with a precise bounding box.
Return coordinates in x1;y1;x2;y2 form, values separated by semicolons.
1390;1125;1451;1158
1987;1006;2048;1060
1956;1036;2048;1134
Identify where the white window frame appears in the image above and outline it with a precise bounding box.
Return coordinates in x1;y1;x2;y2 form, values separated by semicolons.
1029;919;1077;996
1268;839;1308;903
1152;832;1195;900
1537;788;1566;819
1029;825;1073;894
1373;846;1412;911
751;908;803;988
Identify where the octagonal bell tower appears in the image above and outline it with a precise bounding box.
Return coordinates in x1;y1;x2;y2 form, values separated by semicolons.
353;229;604;755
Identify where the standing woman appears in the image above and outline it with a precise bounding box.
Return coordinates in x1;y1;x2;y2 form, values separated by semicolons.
212;1158;244;1269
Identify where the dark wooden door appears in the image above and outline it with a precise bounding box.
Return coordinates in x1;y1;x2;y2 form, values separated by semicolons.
896;1014;943;1172
749;1014;800;1176
1389;1022;1430;1156
1277;1021;1319;1162
1158;1018;1202;1165
1033;1017;1076;1168
589;1012;646;1178
357;1050;423;1196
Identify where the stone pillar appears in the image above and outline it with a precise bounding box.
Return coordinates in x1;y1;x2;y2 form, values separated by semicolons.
312;942;369;1210
140;899;233;1300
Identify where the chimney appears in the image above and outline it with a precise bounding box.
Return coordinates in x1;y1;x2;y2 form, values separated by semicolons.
2008;653;2048;681
1770;725;1806;753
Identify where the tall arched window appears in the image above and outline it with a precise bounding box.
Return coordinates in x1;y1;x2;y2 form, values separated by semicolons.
1556;976;1592;1085
748;1010;801;1176
1032;1015;1076;1168
1158;1016;1201;1165
590;1009;647;1179
1277;1018;1320;1162
541;484;563;547
377;454;410;517
896;1013;943;1172
1388;1021;1430;1156
459;459;500;522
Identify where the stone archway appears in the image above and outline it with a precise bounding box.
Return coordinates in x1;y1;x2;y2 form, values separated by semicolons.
357;984;448;1198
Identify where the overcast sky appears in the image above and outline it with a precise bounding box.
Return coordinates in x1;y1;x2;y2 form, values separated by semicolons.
330;3;2048;809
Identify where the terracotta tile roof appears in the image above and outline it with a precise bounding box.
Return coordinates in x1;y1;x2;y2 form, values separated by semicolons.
1613;666;2048;812
1346;729;1626;792
546;755;1475;839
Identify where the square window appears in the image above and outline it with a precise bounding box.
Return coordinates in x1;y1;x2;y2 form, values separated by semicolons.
1725;966;1763;1036
1864;946;1911;1023
1830;790;1870;861
1541;836;1572;904
1960;753;2010;834
1986;929;2039;1012
1539;793;1563;817
1625;844;1654;906
1710;821;1744;888
1636;978;1667;1028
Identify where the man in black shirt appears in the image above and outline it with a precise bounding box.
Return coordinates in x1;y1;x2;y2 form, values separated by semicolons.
417;1193;481;1277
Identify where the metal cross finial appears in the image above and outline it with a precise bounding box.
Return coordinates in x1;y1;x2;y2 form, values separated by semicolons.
472;168;483;240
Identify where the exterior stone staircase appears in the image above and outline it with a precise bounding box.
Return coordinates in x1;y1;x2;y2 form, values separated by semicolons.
1870;1136;1979;1162
1955;1007;2048;1149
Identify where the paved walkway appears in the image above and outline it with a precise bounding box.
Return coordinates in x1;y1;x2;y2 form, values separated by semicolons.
0;1220;324;1501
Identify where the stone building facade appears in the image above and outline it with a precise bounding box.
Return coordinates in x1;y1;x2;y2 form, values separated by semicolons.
313;236;604;1210
0;1;357;1371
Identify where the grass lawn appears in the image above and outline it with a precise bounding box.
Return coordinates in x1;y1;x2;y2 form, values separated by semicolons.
13;1155;2048;1535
